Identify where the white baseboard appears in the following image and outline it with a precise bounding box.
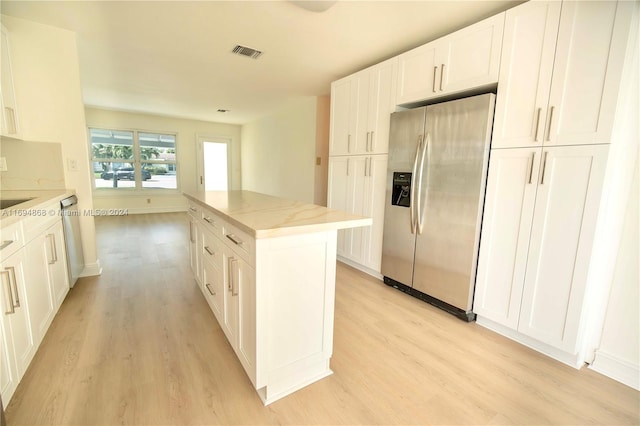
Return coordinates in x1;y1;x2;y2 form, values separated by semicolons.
120;206;187;215
80;260;102;277
476;315;583;369
336;256;383;280
589;350;640;390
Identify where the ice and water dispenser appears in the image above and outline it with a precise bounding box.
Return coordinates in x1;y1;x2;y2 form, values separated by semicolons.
391;172;411;207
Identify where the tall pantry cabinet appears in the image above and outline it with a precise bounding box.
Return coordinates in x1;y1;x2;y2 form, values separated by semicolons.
327;58;397;273
474;0;634;362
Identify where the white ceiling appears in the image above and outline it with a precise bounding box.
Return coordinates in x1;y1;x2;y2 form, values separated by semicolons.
1;0;520;125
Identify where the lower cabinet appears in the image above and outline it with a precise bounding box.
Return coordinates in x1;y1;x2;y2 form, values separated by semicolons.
327;154;387;272
0;249;35;404
47;221;70;311
474;144;609;355
24;234;55;346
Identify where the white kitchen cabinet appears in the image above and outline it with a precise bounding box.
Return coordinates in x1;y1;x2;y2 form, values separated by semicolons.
46;221;69;311
24;234;55;346
493;0;633;148
0;24;21;139
473;148;540;329
201;228;223;321
475;144;609;354
0;249;35;404
0;305;16;405
327;155;387;272
396;13;504;105
329;58;397;156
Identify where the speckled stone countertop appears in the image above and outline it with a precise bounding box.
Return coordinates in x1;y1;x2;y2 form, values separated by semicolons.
183;190;372;239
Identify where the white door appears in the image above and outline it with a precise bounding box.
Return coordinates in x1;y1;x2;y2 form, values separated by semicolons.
546;0;631;146
24;235;55;346
366;59;396;155
492;1;561;149
327;157;354;257
396;41;438;105
197;136;231;191
361;155;388;272
347;157;367;264
329;77;358;155
438;13;504;95
222;248;238;347
474;148;540;328
236;256;256;387
518;144;609;352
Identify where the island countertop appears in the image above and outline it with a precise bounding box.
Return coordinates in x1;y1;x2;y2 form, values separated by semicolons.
183;190;372;239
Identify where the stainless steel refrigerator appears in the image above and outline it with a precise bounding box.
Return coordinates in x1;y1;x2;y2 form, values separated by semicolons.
381;93;495;321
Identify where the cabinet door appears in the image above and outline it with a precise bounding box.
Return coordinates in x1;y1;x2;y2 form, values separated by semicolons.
24;235;55;346
361;155;388;272
1;251;35;378
366;59;397;154
188;218;201;284
492;1;561;149
0;24;20;138
347;157;368;264
396;41;438;105
327;157;356;257
518;145;608;352
546;1;632;146
474;148;540;328
438;12;505;95
0;281;18;404
47;222;70;311
221;249;238;346
202;258;223;322
329;77;359;156
235;256;256;386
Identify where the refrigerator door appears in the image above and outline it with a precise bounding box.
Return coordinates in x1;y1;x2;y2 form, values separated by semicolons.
381;107;426;286
412;94;495;311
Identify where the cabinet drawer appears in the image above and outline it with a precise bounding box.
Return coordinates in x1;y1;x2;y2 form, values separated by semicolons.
222;222;255;266
200;209;224;239
187;202;200;219
0;221;24;260
201;228;223;269
23;203;61;243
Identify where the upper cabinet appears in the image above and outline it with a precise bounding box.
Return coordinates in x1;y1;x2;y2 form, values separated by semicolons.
396;13;504;105
493;0;634;149
329;58;397;156
0;24;21;139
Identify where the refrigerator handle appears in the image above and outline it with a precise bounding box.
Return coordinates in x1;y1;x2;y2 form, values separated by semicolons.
417;133;430;235
410;135;423;234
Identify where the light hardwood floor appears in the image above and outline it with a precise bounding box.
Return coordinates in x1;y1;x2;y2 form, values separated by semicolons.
5;213;639;425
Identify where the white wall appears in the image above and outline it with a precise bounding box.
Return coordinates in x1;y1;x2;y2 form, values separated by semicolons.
1;15;100;276
314;96;330;206
241;97;328;204
85;107;242;213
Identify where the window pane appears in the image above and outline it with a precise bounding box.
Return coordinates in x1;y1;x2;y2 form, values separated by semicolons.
92;161;136;189
90;129;134;160
142;163;177;189
139;132;176;162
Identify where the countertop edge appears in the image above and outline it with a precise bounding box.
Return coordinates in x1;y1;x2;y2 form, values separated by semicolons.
1;189;76;229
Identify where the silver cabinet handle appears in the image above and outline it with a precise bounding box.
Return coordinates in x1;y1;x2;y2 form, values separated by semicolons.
189;207;197;213
366;131;371;152
6;267;19;308
0;240;13;251
204;246;215;256
47;234;56;264
52;234;58;263
5;107;16;134
528;152;536;184
347;134;351;153
545;106;554;142
540;151;549;185
189;221;195;243
370;131;375;152
203;216;214;225
226;234;243;246
439;64;445;91
205;283;215;296
230;258;239;296
432;66;438;93
227;257;233;292
410;135;423;234
346;158;350;176
2;270;14;314
534;108;542;142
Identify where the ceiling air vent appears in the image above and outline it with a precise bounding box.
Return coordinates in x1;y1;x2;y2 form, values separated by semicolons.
232;45;263;59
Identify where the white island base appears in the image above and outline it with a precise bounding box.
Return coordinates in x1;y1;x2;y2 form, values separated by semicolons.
184;191;370;405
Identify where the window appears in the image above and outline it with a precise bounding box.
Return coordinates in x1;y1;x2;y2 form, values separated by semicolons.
90;128;178;190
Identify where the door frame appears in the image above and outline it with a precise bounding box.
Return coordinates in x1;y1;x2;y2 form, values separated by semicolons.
196;135;233;191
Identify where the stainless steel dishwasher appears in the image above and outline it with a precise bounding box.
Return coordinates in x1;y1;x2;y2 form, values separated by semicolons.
60;195;84;287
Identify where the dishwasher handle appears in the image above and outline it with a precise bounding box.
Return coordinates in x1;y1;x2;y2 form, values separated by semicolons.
60;195;78;208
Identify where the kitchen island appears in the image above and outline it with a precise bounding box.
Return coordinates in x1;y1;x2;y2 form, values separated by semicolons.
183;191;371;405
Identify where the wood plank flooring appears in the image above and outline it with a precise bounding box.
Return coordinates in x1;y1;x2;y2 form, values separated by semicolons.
5;212;639;425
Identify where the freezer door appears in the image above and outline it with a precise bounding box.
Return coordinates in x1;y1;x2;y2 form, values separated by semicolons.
381;107;426;286
412;94;495;311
